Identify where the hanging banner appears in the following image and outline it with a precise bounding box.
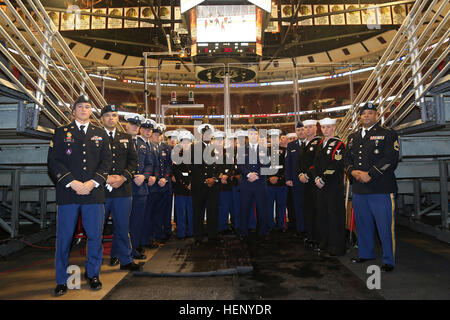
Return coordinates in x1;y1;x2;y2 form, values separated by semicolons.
92;8;106;29
75;9;91;30
108;7;123;29
140;7;154;27
124;7;139;28
330;4;345;25
345;4;361;25
298;4;313;26
314;5;329;25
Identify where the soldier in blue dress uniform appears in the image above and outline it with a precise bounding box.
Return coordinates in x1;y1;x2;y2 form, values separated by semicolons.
100;105;141;271
344;103;399;272
48;94;111;296
125;115;154;260
285;122;306;235
237;126;270;240
213;131;234;234
266;129;288;232
148;125;173;242
172;131;194;239
137;118;159;248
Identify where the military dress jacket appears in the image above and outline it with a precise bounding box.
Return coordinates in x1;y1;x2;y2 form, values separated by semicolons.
296;136;323;181
105;130;138;198
311;137;346;188
285;139;303;186
343;123;399;194
132;136;155;196
47;121;112;205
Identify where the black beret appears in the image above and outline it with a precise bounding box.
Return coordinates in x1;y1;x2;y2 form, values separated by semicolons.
359;102;378;114
100;104;118;116
72;94;91;110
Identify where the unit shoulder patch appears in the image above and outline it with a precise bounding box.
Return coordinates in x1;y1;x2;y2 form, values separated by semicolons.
394;140;399;151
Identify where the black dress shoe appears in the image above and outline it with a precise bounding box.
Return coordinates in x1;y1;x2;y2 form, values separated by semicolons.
54;284;67;297
132;253;147;260
194;240;202;247
87;276;102;291
109;257;119;266
136;247;145;254
120;262;142;271
381;264;394;272
351;257;374;263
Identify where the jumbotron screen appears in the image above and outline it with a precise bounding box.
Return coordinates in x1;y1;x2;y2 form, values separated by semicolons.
196;5;256;43
180;0;205;14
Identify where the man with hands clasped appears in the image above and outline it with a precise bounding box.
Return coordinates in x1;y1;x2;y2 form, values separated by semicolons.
48;94;112;296
344;103;399;272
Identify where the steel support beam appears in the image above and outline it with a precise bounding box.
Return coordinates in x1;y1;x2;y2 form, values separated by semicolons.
10;170;19;238
439;160;449;229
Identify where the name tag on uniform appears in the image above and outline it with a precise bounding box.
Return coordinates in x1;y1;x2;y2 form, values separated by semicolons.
370;136;385;140
120;139;128;143
291;149;296;153
182;172;189;176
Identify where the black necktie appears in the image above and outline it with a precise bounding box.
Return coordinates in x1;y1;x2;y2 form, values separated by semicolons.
109;131;114;144
80;125;86;137
133;138;137;147
363;129;368;138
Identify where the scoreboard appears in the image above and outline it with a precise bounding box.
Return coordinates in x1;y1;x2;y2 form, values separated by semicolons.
196;42;257;56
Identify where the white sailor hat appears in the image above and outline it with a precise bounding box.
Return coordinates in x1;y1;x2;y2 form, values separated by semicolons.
124;113;145;125
178;131;194;141
140;118;157;129
303;119;317;126
197;123;215;135
226;132;237;139
156;123;166;132
165;130;179;139
176;128;189;135
268;129;282;136
318;117;337;126
213;131;226;139
286;133;297;139
235;130;248;137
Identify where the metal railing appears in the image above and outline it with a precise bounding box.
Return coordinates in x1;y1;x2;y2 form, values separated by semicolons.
336;0;449;140
0;0;118;131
